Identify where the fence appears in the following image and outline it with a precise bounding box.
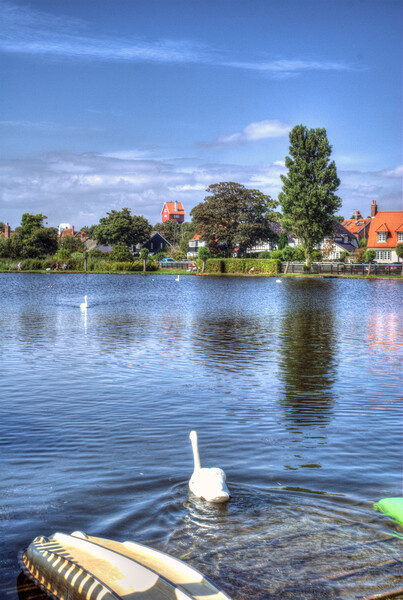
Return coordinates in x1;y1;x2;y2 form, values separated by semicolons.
281;262;403;275
158;261;195;271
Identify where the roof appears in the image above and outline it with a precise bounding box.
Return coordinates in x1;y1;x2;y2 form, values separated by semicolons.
341;217;371;234
162;202;185;216
367;210;403;248
333;221;358;242
191;234;202;241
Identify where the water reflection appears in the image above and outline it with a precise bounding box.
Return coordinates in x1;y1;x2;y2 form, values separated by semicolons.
277;281;336;427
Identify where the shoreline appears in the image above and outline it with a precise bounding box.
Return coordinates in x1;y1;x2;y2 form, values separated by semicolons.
1;269;402;280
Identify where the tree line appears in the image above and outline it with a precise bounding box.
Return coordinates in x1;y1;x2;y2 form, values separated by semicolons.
1;125;348;264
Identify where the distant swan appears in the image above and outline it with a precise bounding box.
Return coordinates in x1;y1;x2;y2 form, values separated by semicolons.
189;431;229;503
276;279;282;283
175;275;180;281
80;296;88;309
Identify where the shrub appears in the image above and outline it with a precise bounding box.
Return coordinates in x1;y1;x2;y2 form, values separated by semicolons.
110;244;134;262
258;251;271;258
269;250;283;260
201;258;280;274
88;248;109;259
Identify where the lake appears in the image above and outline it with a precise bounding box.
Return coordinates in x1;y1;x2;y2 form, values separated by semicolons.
1;273;402;600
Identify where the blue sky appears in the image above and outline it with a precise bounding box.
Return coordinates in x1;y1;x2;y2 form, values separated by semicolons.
0;0;402;228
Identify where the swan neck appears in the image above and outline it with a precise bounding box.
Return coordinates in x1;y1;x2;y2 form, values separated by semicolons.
190;434;201;471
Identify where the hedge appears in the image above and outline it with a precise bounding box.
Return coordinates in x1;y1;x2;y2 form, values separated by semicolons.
200;258;281;274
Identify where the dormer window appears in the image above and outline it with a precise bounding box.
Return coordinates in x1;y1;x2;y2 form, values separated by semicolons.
398;232;403;242
377;232;387;243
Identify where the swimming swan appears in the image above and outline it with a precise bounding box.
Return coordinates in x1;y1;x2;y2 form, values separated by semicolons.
175;275;180;281
276;279;282;283
80;296;88;309
189;431;230;503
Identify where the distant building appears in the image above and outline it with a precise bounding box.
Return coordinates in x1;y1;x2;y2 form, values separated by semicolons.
366;201;403;263
58;225;87;243
188;234;206;258
341;211;371;241
0;223;14;239
137;231;171;255
161;202;185;223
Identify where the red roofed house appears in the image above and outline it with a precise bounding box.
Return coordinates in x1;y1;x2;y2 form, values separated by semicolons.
188;234;206;258
366;201;403;263
161;201;185;223
58;223;87;242
341;211;371;241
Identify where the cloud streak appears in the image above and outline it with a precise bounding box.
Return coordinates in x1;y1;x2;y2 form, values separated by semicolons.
0;1;358;77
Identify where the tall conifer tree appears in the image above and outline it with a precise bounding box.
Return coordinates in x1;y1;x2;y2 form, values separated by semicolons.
279;125;342;263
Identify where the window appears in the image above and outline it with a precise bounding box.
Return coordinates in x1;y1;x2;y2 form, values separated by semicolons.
398;232;403;242
376;251;391;261
377;232;387;242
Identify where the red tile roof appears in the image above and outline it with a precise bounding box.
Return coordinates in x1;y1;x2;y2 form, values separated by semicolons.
162;202;185;215
341;217;371;235
367;210;403;248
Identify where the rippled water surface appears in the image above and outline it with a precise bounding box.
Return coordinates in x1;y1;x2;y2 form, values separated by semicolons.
1;273;403;599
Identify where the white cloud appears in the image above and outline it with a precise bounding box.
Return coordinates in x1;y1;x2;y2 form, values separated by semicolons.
209;120;291;147
379;165;403;178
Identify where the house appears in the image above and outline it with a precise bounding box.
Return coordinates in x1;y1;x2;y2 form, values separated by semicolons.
246;222;295;255
188;234;206;258
161;202;185;223
84;239;112;253
138;231;171;255
0;224;14;239
366;201;403;263
58;224;87;243
341;211;371;241
319;222;359;260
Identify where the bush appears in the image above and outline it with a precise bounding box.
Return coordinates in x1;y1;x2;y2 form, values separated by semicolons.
110;244;134;262
269;250;283;260
258;251;271;258
88;248;109;259
201;258;280;274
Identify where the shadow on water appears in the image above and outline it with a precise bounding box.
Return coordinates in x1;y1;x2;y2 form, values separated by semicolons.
277;280;336;428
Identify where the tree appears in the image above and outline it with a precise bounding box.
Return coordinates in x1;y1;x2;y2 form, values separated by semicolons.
19;213;48;238
58;235;85;256
153;220;182;246
282;245;296;274
139;248;149;272
191;182;278;257
334;215;345;223
110;244;134;262
0;222;5;232
277;232;289;250
198;245;210;273
94;208;151;248
279;125;342;264
396;244;403;263
365;249;376;275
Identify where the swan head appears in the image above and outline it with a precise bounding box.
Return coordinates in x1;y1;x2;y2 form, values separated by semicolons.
189;467;230;503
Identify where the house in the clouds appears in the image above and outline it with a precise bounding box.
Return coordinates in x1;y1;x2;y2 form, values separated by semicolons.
161;201;185;223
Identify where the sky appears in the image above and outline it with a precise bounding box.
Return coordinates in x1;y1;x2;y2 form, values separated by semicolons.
0;0;402;229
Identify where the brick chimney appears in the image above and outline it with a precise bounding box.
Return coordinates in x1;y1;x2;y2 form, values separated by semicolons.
4;223;11;238
174;201;178;212
371;200;377;218
354;210;362;223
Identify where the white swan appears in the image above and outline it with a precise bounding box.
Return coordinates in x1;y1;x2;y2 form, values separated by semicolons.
175;275;180;281
188;431;229;503
276;279;282;283
80;295;88;309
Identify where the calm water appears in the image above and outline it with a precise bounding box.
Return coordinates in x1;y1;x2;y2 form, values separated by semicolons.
1;273;402;600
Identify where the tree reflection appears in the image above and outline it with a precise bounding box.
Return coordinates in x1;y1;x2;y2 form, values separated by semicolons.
277;281;336;427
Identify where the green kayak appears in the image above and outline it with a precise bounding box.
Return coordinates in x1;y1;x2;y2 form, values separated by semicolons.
374;497;403;526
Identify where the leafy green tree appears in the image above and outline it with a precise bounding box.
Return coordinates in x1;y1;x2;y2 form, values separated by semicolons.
270;250;283;259
365;248;376;275
277;232;289;250
358;238;368;248
279;125;342;264
282;245;296;274
153;220;182;246
396;244;403;262
334;215;345;223
19;213;48;238
191;182;278;257
258;250;271;258
0;222;5;232
58;235;85;256
81;224;98;239
198;245;211;273
23;226;58;258
339;250;350;263
139;248;149;272
94;208;151;248
110;244;134;262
